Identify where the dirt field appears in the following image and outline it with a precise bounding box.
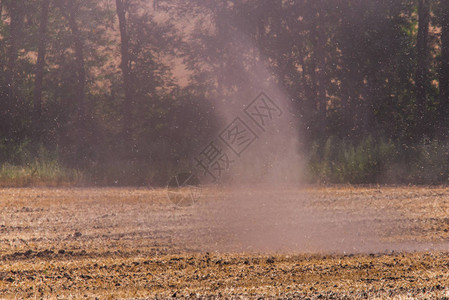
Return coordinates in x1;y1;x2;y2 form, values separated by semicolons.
1;186;449;299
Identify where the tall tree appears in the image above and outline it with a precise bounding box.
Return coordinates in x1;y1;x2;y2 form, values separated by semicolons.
309;1;330;136
5;0;24;103
55;0;88;165
67;2;86;129
33;0;50;144
415;0;431;137
439;0;449;139
115;0;133;150
0;0;26;149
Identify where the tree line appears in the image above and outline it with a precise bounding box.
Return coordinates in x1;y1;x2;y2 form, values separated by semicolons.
0;0;448;185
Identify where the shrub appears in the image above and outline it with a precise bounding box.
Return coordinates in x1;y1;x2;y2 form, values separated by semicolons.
306;136;449;185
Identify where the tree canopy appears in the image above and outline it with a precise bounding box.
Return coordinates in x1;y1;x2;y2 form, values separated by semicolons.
0;0;448;185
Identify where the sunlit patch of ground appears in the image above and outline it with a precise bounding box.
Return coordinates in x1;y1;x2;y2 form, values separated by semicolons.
0;186;449;298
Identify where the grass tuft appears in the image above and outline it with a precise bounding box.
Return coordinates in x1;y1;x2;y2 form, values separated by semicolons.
0;160;85;187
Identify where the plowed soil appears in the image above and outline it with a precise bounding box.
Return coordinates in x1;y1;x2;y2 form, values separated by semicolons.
1;186;449;299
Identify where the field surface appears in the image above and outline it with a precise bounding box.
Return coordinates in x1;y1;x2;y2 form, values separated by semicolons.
1;186;449;298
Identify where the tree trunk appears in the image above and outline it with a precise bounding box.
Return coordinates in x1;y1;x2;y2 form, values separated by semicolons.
415;0;430;137
56;0;87;165
56;1;86;125
309;6;328;138
6;0;23;103
33;0;50;145
439;0;449;139
116;0;133;151
67;6;86;126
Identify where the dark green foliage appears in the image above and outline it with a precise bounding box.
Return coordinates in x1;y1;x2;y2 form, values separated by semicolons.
0;0;448;185
308;137;449;184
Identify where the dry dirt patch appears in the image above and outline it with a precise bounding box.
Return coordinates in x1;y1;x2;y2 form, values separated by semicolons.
0;186;448;298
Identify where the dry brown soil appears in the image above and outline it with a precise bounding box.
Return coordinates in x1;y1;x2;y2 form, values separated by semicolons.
0;186;449;299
